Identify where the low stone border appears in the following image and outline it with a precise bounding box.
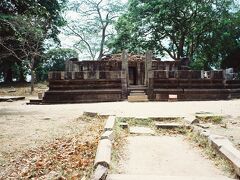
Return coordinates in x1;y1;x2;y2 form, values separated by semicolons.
92;116;116;180
192;126;240;177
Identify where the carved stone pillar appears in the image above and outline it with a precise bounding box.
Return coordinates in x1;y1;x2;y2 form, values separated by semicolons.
121;50;128;99
145;51;153;99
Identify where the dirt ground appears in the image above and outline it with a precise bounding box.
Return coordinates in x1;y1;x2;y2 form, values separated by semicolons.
0;84;240;178
118;135;231;179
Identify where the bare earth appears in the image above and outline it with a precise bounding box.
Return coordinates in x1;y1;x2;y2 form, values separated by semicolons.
0;99;240;156
0;98;240;178
116;135;232;179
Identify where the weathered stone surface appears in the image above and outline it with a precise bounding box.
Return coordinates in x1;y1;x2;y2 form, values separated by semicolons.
92;164;108;180
219;144;240;176
208;135;232;149
101;131;114;141
0;96;25;102
94;139;112;168
129;127;154;135
104;116;116;131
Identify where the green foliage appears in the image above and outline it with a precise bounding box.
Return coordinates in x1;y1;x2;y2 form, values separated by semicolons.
110;0;240;69
0;0;67;83
35;48;78;81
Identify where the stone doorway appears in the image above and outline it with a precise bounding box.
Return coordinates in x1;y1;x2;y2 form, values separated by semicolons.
128;67;137;85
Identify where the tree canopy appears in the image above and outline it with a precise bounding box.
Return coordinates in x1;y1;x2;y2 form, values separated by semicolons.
0;0;67;84
109;0;240;70
65;0;126;60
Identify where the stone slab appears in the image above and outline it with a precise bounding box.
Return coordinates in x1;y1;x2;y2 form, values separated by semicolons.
129;127;154;135
104;116;116;131
0;96;25;102
94;139;112;168
101;131;114;141
208;135;232;149
92;164;108;180
155;123;186;129
219;144;240;176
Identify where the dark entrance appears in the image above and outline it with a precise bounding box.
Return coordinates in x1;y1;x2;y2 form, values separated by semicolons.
128;67;137;85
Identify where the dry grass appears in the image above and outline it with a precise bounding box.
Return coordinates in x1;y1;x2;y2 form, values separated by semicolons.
186;129;236;178
110;121;128;174
0;115;105;180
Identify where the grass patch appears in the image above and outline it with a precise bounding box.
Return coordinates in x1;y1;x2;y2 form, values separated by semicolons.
156;127;188;136
186;129;236;178
196;115;223;124
117;117;153;127
110;121;128;173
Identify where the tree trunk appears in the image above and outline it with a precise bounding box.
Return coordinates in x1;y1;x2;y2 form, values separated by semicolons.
97;25;107;61
30;68;34;94
17;61;26;82
4;68;13;83
30;58;35;94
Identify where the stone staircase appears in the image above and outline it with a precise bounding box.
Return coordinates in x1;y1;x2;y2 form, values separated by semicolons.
128;85;148;102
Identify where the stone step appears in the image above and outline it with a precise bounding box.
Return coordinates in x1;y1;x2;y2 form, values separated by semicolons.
128;95;149;102
128;86;147;91
107;174;231;180
130;92;146;96
0;96;25;102
155;122;187;129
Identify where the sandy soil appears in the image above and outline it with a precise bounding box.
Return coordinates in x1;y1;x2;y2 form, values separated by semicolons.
0;95;240;178
117;135;232;179
1;99;240;160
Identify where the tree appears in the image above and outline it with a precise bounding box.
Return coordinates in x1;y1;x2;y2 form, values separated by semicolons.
110;0;240;69
0;15;47;93
65;0;126;60
36;48;78;81
0;0;66;84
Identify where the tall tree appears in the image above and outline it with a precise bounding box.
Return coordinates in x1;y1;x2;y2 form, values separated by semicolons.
65;0;126;60
0;0;66;84
110;0;240;69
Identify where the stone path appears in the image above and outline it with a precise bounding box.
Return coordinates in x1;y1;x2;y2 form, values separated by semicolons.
108;132;234;180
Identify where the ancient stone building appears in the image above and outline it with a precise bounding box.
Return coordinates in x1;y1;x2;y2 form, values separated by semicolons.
42;51;240;103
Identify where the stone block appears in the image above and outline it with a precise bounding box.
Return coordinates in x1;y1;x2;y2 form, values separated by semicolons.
101;131;114;141
94;139;112;168
208;134;232;149
92;164;108;180
104;116;116;131
219;144;240;176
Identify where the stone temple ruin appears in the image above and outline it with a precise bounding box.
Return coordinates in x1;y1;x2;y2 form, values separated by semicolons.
42;51;240;103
